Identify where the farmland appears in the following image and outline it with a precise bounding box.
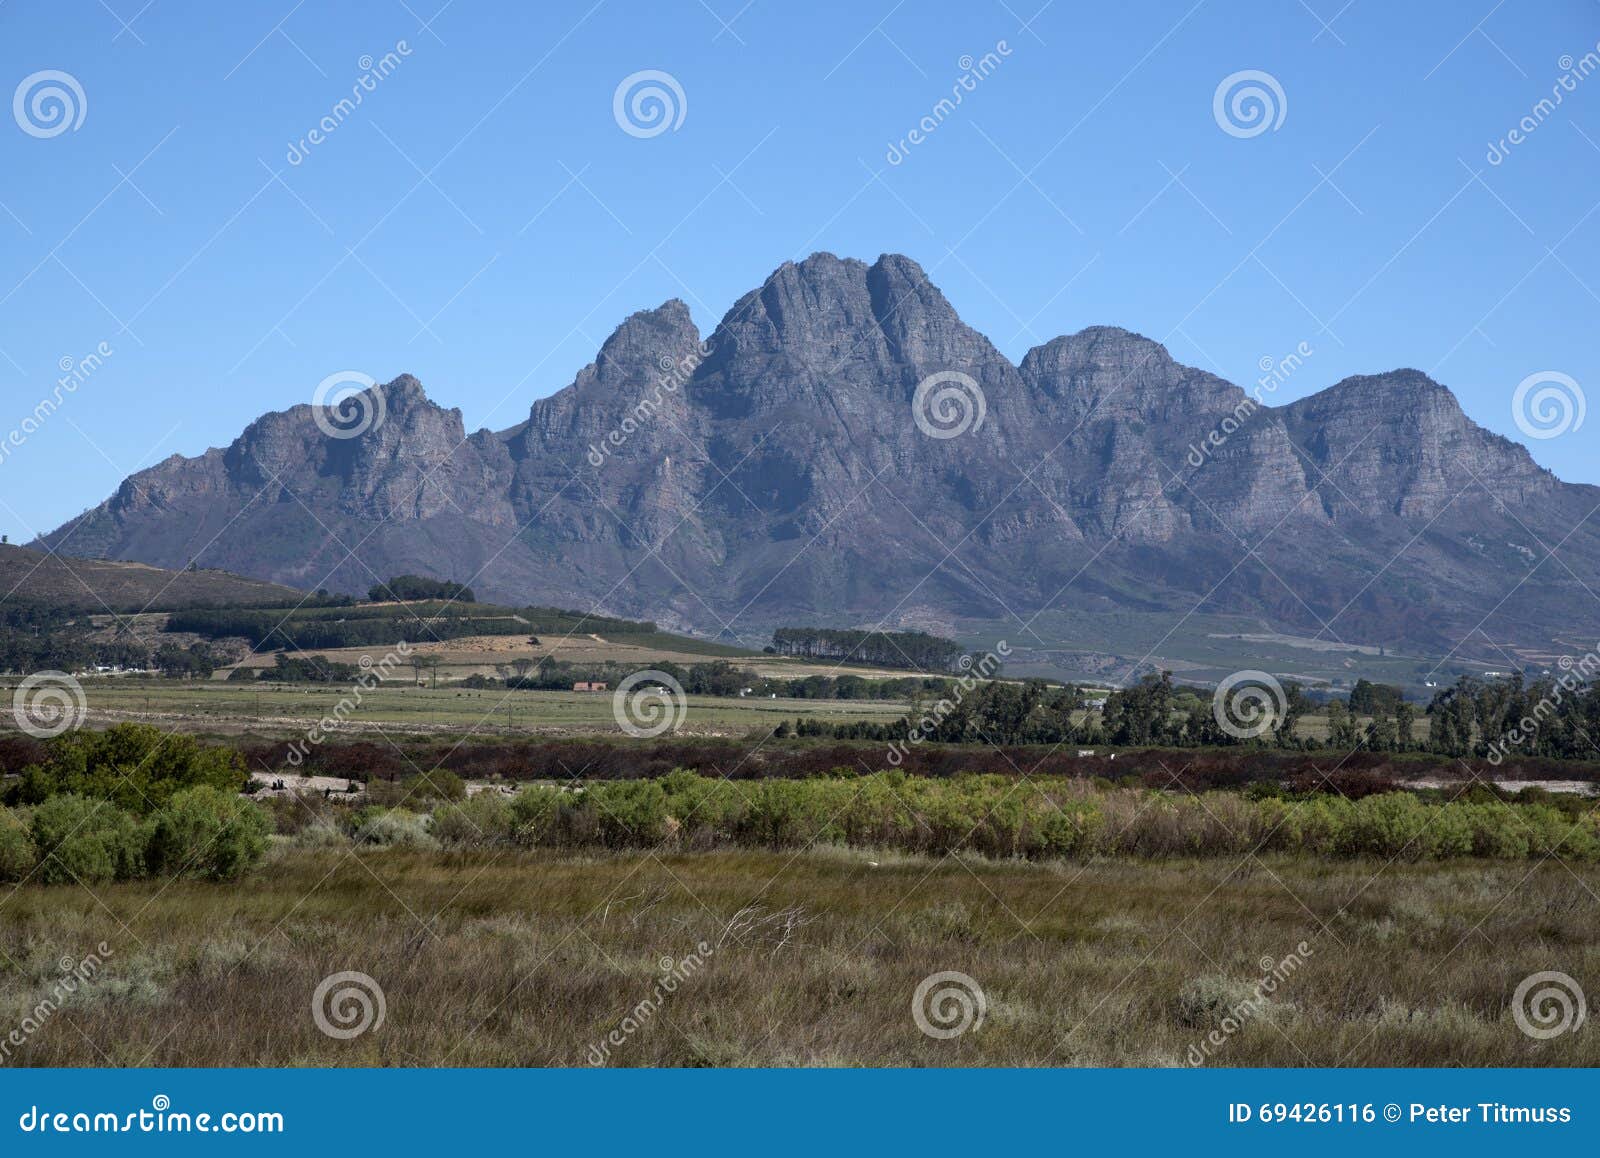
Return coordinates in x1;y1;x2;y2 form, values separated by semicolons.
43;679;912;739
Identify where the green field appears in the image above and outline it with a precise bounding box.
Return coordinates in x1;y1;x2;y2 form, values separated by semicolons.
34;678;911;738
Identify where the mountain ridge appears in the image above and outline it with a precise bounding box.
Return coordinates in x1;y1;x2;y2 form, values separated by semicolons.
37;252;1597;673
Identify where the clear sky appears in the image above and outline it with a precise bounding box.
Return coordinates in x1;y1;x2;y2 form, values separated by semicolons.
2;0;1597;539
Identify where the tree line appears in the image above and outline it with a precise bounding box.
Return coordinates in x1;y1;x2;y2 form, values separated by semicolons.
367;575;476;603
0;601;224;677
789;670;1600;763
769;627;971;673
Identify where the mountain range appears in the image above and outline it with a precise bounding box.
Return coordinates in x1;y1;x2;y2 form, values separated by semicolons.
38;252;1599;684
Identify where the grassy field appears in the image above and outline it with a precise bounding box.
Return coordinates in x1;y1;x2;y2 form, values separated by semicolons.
18;675;1434;747
2;846;1594;1067
46;679;911;738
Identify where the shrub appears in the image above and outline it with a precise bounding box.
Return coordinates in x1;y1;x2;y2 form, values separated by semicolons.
0;808;35;881
17;724;247;814
509;787;562;846
430;794;514;848
292;820;351;849
348;807;436;848
145;787;272;880
390;770;467;804
586;780;669;847
29;794;147;884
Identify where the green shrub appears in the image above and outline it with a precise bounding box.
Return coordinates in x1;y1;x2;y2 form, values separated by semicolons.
145;787;272;880
29;795;147;885
17;724;247;814
430;794;514;848
586;780;669;847
508;787;562;845
0;808;36;881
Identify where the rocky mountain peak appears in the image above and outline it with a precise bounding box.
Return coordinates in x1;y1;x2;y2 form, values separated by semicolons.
593;300;701;381
37;251;1594;659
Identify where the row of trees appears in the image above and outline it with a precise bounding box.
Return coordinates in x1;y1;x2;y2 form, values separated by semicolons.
163;608;524;650
769;627;971;673
790;670;1599;762
367;575;476;603
1425;671;1600;760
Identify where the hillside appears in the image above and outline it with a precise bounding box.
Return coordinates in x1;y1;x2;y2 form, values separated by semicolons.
0;544;308;612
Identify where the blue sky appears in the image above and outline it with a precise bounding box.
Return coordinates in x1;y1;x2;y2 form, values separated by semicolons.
2;0;1597;539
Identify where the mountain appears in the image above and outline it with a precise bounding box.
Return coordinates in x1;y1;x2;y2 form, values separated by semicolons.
37;253;1600;681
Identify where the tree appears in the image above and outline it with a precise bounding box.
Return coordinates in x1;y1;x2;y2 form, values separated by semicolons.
1348;679;1403;717
770;627;968;672
1103;672;1177;746
12;724;248;814
1393;700;1417;751
1325;699;1361;749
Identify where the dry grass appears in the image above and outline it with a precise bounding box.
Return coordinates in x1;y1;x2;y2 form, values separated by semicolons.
1;846;1596;1067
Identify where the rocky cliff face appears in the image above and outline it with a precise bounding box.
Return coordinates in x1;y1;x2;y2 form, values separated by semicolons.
41;252;1596;659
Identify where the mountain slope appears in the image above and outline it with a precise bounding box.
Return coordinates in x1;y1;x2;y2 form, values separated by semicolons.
39;253;1600;674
